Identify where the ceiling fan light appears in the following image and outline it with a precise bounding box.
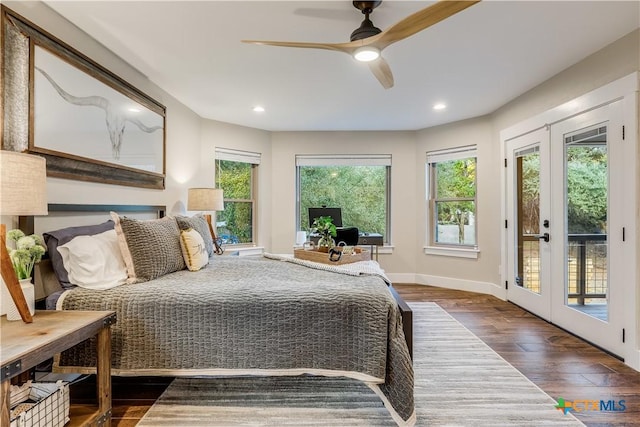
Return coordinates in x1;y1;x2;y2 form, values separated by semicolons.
354;46;380;62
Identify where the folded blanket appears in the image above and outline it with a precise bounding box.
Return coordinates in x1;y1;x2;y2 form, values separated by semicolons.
263;252;392;284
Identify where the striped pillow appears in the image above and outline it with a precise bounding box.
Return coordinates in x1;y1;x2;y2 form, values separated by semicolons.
111;213;186;283
179;228;209;271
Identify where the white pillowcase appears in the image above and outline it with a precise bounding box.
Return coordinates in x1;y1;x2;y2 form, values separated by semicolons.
57;229;128;290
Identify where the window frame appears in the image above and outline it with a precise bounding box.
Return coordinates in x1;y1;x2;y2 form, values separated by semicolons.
426;146;479;258
214;148;260;247
295;154;392;245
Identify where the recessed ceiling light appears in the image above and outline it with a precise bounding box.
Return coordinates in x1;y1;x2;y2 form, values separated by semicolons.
128;107;141;113
253;106;265;113
433;103;447;111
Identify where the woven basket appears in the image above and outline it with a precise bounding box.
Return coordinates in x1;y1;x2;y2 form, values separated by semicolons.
294;248;371;265
9;381;70;427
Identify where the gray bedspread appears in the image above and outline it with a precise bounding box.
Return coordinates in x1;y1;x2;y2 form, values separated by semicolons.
56;256;415;425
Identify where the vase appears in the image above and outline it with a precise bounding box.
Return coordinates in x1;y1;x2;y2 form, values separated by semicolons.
4;278;36;321
317;235;335;253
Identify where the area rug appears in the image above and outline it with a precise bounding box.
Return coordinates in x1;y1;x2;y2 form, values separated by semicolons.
138;302;583;426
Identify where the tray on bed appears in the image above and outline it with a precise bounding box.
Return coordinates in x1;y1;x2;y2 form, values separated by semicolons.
294;248;371;265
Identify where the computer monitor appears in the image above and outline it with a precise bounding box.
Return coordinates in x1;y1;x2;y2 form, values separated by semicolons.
308;207;343;228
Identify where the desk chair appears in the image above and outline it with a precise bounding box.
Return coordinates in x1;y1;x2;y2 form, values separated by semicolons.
335;227;359;246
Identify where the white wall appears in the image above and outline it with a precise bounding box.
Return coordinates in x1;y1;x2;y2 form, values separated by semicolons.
199;119;272;249
492;29;639;133
415;117;500;294
1;1;272;221
2;2;638;296
2;1;199;215
406;28;639;298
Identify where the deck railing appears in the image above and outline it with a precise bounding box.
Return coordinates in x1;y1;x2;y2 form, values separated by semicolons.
567;233;607;305
517;233;607;305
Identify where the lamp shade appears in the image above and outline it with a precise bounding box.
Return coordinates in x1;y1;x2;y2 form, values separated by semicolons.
0;151;48;216
187;188;224;212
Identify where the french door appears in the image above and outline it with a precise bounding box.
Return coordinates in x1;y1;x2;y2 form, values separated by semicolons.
506;128;551;320
506;102;625;357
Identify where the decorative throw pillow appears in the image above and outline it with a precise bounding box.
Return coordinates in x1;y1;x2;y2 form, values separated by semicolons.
110;213;186;283
57;229;127;290
179;228;209;271
175;214;214;257
43;220;115;289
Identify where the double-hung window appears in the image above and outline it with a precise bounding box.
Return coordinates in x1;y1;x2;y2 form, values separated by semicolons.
426;146;477;251
296;154;391;244
214;148;260;246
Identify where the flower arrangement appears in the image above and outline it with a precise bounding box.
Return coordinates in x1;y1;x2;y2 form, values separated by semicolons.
5;229;46;280
311;216;337;250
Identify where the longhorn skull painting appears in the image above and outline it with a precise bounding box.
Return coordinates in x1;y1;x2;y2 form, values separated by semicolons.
35;66;162;160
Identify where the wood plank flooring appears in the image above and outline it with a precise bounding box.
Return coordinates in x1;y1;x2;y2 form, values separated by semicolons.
70;284;640;426
396;284;640;427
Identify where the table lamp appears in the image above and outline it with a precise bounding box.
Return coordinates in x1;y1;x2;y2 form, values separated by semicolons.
0;151;48;323
187;188;224;255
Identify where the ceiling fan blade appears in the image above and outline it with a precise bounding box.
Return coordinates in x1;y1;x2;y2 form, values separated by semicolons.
368;56;394;89
371;0;481;50
242;39;356;55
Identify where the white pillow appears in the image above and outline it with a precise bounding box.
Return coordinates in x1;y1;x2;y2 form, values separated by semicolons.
179;228;210;271
57;229;128;290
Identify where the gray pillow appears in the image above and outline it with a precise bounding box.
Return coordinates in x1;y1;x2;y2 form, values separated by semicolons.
43;220;114;289
175;214;214;257
111;213;186;283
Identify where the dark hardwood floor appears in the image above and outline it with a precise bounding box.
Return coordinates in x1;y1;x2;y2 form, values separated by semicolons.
73;284;640;426
396;284;640;427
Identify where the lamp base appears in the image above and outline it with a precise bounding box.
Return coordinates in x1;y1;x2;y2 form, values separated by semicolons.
203;214;224;255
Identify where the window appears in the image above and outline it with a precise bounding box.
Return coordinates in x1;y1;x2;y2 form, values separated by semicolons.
215;148;260;246
296;154;391;243
427;146;477;248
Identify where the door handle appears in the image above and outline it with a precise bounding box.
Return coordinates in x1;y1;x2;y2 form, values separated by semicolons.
536;232;550;242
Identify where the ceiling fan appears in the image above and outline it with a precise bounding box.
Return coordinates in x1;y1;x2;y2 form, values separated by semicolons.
242;0;481;89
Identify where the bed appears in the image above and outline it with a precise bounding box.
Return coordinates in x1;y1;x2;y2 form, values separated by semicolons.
28;204;415;426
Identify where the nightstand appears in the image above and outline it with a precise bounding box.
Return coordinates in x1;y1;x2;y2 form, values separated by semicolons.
1;310;116;426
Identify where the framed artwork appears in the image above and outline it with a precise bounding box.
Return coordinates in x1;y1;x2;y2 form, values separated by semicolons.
1;6;166;189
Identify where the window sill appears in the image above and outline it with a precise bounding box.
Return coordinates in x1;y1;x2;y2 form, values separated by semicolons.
293;245;393;255
423;246;479;259
224;246;264;257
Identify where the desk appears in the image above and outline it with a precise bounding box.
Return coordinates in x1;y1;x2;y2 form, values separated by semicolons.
309;233;383;260
356;233;383;246
1;310;116;427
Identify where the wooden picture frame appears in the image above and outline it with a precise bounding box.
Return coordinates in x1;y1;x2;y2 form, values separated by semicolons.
1;6;166;189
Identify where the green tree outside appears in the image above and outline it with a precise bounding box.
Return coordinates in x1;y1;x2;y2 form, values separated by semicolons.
215;160;253;244
520;146;607;234
433;158;476;244
299;166;387;236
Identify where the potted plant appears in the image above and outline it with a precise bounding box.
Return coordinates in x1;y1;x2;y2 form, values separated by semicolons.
311;216;337;252
4;230;45;319
6;229;46;280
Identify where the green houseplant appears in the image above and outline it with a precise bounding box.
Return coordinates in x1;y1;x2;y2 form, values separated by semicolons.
311;216;337;252
6;229;46;280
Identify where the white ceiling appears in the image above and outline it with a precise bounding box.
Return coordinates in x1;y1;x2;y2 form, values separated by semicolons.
43;1;639;132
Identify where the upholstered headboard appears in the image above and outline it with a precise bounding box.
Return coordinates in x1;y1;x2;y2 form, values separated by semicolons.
20;203;166;301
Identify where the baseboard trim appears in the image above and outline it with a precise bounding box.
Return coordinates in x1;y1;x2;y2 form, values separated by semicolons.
387;273;505;300
387;273;416;285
